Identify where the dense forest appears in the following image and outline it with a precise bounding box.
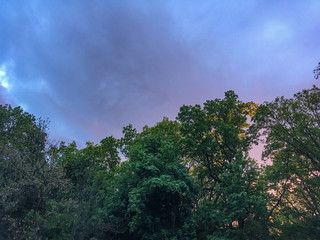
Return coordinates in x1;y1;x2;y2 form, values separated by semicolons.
1;82;320;239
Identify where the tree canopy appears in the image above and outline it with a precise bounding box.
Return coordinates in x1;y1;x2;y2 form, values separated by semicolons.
0;84;319;239
252;85;320;239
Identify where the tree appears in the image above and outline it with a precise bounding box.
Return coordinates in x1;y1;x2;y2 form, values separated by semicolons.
0;105;72;239
104;119;198;240
252;86;320;239
177;91;268;239
177;91;258;199
314;62;320;79
54;137;121;239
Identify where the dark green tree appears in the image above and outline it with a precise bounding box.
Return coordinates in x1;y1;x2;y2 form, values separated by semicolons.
0;105;72;239
104;119;198;240
55;136;121;239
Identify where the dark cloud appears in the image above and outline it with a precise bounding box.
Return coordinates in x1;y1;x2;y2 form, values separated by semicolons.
0;0;320;146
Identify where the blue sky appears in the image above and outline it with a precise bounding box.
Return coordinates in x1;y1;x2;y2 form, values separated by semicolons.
0;0;319;150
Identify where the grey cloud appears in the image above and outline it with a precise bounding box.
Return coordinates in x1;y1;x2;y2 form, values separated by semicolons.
1;1;215;143
0;0;319;145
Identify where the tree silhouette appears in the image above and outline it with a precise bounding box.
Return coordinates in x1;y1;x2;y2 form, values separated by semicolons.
314;62;320;79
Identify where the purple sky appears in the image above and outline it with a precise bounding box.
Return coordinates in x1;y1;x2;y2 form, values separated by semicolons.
0;1;319;152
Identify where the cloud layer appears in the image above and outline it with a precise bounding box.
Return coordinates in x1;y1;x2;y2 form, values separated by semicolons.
1;0;320;145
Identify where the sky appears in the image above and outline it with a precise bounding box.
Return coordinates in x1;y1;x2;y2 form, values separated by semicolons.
0;0;320;153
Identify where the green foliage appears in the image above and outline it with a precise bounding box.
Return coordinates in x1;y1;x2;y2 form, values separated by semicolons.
177;91;258;199
119;123;138;156
253;85;320;239
1;84;319;239
0;105;72;239
177;91;267;238
53;137;121;239
104;119;198;239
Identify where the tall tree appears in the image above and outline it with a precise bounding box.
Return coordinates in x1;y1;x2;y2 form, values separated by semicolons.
177;91;258;199
253;86;320;239
177;91;268;239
